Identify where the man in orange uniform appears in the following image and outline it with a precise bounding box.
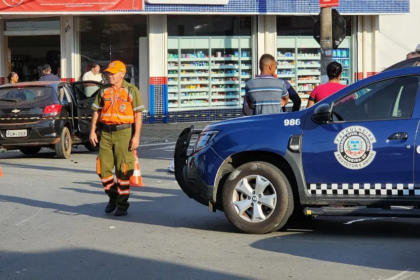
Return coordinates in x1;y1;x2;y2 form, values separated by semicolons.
89;60;145;216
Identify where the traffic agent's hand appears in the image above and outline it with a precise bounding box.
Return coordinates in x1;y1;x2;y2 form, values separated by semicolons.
130;136;140;151
90;132;98;147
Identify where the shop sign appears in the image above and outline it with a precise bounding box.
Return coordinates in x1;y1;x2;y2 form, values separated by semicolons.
320;0;339;7
0;0;144;12
145;0;229;4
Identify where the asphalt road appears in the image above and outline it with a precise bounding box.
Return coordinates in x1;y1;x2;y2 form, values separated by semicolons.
1;144;420;280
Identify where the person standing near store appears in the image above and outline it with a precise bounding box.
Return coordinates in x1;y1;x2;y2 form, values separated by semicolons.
7;72;19;84
242;54;289;115
39;64;60;82
83;63;105;97
89;60;145;216
282;80;301;112
307;61;346;108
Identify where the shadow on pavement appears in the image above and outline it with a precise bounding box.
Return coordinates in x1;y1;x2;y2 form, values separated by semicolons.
0;248;251;280
0;162;175;182
250;217;420;271
0;185;236;234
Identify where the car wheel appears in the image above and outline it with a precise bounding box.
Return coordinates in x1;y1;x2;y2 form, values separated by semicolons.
55;127;72;159
222;161;294;234
85;142;100;152
19;147;42;155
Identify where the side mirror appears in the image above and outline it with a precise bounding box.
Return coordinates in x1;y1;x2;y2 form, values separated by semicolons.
312;103;331;124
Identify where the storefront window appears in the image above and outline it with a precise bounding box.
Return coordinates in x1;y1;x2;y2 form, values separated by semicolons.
276;16;353;111
167;16;253;111
77;15;147;88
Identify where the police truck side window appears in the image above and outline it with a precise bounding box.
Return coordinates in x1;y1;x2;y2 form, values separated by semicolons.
332;76;420;122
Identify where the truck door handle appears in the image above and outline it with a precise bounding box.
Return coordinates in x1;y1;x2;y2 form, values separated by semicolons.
388;132;408;140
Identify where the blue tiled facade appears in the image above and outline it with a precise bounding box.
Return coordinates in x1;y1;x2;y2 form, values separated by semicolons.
108;0;410;14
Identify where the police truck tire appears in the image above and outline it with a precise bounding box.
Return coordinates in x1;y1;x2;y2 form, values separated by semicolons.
222;161;294;234
55;127;72;159
20;147;41;155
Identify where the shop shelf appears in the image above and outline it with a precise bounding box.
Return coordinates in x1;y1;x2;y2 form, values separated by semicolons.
277;57;296;60
298;72;320;75
168;58;179;62
297;56;321;60
180;103;210;107
168;104;179;108
168;96;179;100
168;81;179;85
211;101;239;106
180;80;209;85
211;57;239;61
180;88;210;92
211;87;239;92
297;80;320;84
181;95;210;99
211;81;240;85
180;58;209;61
278;65;295;69
178;73;210;77
211;65;240;69
180;66;209;70
212;74;239;78
277;74;295;78
297;64;321;68
168;36;253;111
211;95;240;99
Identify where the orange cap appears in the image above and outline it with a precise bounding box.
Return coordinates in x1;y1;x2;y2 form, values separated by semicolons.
105;60;126;74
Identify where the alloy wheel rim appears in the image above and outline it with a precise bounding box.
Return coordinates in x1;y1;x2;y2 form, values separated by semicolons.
232;175;277;223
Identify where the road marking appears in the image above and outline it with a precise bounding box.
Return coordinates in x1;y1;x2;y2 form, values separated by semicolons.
150;145;175;151
344;218;384;224
139;142;176;147
385;269;416;280
156;157;174;160
15;208;43;226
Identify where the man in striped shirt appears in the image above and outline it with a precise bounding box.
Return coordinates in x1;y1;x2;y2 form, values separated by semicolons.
243;54;289;115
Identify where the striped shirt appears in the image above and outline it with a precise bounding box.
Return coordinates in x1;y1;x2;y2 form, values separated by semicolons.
244;75;289;115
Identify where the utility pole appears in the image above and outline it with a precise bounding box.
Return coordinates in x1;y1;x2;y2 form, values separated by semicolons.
320;6;333;85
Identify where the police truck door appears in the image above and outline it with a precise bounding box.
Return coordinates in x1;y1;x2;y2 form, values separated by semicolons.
302;75;420;197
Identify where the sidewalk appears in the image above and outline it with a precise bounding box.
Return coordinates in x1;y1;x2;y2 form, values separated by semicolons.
140;121;214;144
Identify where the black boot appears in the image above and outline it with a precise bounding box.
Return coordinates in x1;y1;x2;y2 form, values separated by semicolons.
115;208;128;216
105;197;117;213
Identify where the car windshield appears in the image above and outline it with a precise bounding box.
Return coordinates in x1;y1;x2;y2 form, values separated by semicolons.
0;87;52;104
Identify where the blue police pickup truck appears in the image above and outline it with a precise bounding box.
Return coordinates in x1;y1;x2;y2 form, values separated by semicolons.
175;61;420;234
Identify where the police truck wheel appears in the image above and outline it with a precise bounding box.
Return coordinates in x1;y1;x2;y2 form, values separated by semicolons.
222;162;294;234
19;147;41;155
55;127;72;159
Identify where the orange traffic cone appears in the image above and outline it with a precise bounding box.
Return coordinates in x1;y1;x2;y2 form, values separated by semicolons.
0;165;3;177
130;150;144;187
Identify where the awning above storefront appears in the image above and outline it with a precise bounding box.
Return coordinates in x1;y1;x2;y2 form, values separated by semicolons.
0;0;144;13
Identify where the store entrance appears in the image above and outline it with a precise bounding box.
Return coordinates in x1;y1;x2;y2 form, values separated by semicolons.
8;35;61;82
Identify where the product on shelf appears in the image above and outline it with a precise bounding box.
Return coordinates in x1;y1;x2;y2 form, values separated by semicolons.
167;38;252;110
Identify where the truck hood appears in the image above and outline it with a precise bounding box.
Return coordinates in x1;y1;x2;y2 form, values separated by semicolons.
204;111;307;132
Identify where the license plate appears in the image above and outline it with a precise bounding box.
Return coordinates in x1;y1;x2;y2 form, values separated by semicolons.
6;129;27;138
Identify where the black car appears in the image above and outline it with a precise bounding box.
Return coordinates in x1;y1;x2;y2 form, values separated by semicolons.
0;81;104;158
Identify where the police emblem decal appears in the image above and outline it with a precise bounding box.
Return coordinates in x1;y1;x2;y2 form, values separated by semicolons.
334;126;377;170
